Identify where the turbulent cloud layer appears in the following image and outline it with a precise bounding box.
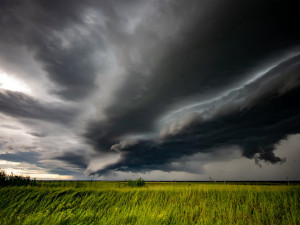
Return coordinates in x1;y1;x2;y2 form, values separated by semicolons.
0;0;299;179
0;90;75;123
92;57;300;174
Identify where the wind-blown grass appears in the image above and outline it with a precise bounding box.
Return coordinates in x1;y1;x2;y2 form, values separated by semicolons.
0;182;299;224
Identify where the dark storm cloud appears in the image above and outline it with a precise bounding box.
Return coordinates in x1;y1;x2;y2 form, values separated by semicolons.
0;151;40;165
0;90;75;123
0;0;299;177
84;1;300;152
0;0;109;100
54;151;89;169
95;89;300;174
91;54;300;175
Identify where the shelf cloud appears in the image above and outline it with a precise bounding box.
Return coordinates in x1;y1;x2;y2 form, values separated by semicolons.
0;0;299;179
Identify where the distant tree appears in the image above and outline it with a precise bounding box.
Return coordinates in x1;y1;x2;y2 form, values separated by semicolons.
127;177;146;187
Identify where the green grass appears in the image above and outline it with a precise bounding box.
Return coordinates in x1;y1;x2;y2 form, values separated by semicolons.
0;182;299;224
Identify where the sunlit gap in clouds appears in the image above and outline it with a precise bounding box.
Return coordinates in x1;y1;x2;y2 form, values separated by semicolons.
0;71;31;94
0;160;73;180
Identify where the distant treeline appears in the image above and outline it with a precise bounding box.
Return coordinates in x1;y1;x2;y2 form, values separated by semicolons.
0;170;37;186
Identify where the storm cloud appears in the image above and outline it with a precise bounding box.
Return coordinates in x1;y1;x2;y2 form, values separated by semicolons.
0;90;75;123
91;57;300;174
0;0;299;179
84;0;300;148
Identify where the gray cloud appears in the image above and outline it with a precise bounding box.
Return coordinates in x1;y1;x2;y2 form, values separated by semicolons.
84;0;300;154
90;56;300;175
1;125;20;130
0;90;75;123
54;151;90;170
161;54;300;137
0;151;41;165
0;0;299;179
0;0;106;100
27;132;47;138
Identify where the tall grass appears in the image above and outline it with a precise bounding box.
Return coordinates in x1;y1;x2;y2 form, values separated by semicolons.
0;181;299;224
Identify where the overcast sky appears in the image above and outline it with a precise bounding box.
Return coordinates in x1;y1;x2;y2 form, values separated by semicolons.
0;0;299;180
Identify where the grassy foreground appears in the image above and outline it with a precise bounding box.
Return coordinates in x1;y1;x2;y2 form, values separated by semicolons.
0;182;299;224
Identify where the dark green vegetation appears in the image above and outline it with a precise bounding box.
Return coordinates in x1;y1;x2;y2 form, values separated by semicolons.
0;181;299;225
126;177;146;187
0;170;37;186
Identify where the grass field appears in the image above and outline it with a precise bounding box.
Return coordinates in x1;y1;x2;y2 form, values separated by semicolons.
0;182;299;224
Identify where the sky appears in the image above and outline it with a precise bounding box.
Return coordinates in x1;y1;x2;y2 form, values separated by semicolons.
0;0;299;180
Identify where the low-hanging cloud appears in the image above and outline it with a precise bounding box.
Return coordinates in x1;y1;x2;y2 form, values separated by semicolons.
90;55;300;175
84;0;300;154
0;0;299;179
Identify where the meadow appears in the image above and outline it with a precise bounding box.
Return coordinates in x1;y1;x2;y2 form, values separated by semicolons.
0;181;299;225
